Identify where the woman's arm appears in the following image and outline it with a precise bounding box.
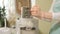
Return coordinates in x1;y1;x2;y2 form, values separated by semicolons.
31;5;52;20
39;11;52;20
31;5;60;21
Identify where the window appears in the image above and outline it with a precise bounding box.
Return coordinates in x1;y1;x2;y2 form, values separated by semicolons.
31;0;36;7
0;0;16;19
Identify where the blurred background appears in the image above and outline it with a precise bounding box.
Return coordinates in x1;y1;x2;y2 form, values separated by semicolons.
0;0;55;34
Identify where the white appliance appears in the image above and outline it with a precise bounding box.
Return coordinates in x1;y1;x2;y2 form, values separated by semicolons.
16;7;39;34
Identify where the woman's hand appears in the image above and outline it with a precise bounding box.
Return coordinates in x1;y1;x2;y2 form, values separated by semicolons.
31;5;41;18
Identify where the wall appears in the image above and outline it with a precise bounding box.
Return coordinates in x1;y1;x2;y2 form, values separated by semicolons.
36;0;54;34
36;0;52;12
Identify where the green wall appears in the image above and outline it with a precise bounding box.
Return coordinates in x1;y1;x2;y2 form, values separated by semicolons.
36;0;54;34
36;0;52;12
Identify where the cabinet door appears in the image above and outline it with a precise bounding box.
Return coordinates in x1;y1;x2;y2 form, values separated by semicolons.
16;0;31;14
21;30;36;34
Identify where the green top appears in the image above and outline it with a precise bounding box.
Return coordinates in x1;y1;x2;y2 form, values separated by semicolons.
49;22;60;34
53;0;60;13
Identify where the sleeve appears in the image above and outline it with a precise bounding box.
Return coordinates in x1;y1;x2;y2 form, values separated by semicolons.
53;12;60;20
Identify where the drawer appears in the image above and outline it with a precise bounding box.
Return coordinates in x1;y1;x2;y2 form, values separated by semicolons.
21;30;36;34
